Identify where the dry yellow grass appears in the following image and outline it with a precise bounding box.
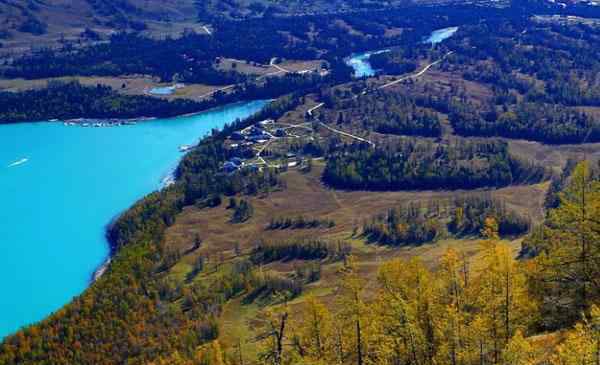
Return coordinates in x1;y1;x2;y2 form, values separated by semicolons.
163;164;551;355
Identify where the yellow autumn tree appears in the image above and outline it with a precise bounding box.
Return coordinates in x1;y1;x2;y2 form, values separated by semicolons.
464;314;492;365
502;330;537;365
289;295;334;364
155;351;195;365
256;302;291;365
551;305;599;365
433;247;472;365
372;258;435;365
196;340;226;365
473;217;538;364
336;255;372;365
535;161;600;323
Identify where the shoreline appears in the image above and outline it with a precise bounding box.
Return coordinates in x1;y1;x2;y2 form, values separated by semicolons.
59;99;270;127
0;92;263;126
88;98;271;283
91;256;112;282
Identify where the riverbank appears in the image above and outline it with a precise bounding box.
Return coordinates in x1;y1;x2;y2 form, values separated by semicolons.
91;257;111;282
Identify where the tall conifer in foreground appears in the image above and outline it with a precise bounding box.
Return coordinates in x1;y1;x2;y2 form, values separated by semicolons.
532;161;600;326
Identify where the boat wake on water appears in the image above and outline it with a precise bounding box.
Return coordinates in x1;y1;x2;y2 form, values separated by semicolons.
7;158;29;167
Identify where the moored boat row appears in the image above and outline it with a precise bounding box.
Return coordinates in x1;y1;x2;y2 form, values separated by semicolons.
59;119;139;128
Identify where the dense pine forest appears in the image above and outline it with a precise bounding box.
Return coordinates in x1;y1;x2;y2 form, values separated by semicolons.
362;195;531;246
372;14;600;144
320;88;443;138
323;140;547;191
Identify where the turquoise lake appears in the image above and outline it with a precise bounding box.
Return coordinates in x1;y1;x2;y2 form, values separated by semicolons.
0;100;267;339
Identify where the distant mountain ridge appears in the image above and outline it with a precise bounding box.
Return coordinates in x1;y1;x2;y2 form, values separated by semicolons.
198;0;511;20
0;0;515;54
1;0;585;56
0;0;199;54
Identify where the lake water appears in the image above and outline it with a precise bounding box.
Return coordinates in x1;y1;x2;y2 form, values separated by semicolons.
425;26;459;44
0;100;267;339
149;86;177;95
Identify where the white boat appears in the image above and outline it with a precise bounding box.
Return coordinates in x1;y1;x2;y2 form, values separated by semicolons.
8;158;28;167
179;145;193;152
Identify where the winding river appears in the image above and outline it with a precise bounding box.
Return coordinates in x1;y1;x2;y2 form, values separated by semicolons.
0;100;267;339
346;27;459;77
345;49;391;78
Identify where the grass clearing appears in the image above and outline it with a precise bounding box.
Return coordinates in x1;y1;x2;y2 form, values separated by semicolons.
163;162;551;349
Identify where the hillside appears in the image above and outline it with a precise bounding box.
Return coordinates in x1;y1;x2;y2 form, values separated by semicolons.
0;3;516;114
0;0;200;54
197;0;510;19
1;1;600;364
0;0;516;55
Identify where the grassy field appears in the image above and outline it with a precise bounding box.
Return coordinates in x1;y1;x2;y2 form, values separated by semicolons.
161;159;551;358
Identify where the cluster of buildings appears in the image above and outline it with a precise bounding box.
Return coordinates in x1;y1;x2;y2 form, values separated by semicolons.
220;117;314;174
231;126;271;143
222;119;284;173
223;157;245;173
229;119;288;147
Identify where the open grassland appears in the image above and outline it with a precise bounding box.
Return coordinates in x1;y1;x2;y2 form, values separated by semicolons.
163;163;548;355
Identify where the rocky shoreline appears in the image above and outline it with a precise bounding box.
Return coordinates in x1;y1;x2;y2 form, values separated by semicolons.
91;257;112;282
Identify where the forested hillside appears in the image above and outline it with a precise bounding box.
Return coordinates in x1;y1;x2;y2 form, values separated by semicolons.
321;89;442;137
2;5;508;80
372;14;600;144
2;1;600;364
362;195;531;246
323;140;547;191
